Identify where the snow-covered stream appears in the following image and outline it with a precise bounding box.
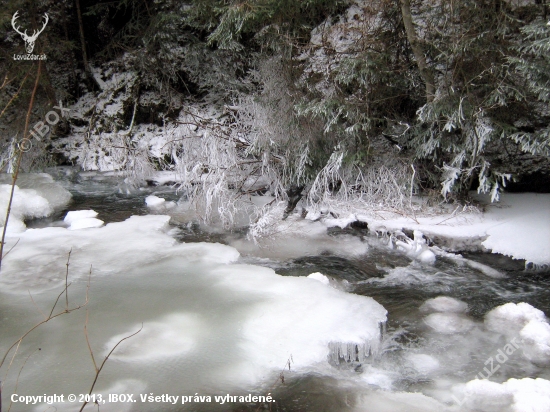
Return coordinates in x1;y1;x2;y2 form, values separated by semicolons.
0;171;549;412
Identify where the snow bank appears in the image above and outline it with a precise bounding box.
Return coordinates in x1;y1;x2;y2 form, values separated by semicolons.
106;313;201;361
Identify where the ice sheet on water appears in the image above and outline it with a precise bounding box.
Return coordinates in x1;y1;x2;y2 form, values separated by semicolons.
106;313;202;361
0;215;240;293
64;209;104;229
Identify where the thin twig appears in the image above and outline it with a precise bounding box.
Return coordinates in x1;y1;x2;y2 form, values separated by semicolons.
79;324;143;412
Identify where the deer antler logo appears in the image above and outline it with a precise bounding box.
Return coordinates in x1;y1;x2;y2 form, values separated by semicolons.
11;11;49;54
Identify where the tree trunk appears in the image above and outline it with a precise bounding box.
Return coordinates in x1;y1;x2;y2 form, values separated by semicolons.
75;0;94;86
400;0;435;103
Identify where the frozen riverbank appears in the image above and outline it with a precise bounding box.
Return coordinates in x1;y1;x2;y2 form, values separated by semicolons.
315;193;550;268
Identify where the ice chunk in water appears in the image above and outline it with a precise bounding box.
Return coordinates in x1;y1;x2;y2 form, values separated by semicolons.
520;319;550;365
145;195;165;207
308;272;330;285
64;209;98;224
420;296;468;313
68;217;104;230
423;313;475;334
485;302;547;335
406;353;440;374
455;377;550;412
0;185;51;224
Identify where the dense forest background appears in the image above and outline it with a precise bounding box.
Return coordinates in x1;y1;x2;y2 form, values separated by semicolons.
0;0;549;224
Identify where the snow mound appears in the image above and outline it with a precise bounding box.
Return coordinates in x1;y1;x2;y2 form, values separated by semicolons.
455;377;550;412
520;319;550;364
485;302;547;335
420;296;468;313
485;302;550;364
423;313;475;334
